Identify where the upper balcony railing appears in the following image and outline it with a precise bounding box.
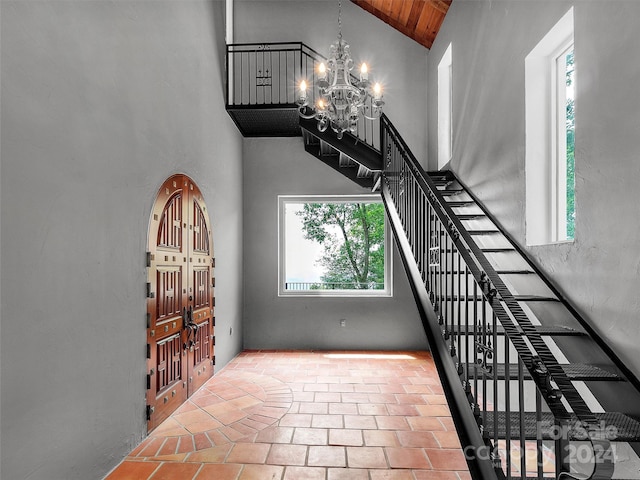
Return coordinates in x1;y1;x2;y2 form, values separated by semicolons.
226;42;380;150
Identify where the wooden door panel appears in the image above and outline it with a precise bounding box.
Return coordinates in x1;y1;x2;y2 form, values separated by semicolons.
146;174;214;432
156;267;182;321
185;189;214;396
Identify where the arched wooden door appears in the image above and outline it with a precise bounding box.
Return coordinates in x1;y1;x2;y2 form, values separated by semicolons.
146;174;215;431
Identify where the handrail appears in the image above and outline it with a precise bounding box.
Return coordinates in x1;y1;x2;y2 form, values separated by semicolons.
382;191;502;480
226;42;380;149
380;113;614;479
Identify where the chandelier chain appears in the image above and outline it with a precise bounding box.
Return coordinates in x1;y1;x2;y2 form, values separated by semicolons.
337;0;342;38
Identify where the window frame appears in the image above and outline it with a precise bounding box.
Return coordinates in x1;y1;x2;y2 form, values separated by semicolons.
277;194;392;297
552;42;575;241
525;8;575;246
437;43;453;170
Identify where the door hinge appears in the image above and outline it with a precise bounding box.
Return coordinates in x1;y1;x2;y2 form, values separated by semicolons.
146;343;151;359
146;373;151;390
212;356;216;366
212;257;216;267
146;283;154;298
146;313;151;329
146;251;151;268
146;405;154;420
212;336;216;346
212;316;215;326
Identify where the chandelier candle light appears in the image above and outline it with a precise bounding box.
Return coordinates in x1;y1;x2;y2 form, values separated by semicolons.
297;0;384;139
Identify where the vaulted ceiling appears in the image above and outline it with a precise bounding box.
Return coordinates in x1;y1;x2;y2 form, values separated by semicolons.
350;0;452;49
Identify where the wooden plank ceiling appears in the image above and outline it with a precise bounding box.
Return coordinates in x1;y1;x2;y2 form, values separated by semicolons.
350;0;452;49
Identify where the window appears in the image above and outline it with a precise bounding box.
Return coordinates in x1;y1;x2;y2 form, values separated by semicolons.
278;195;391;296
525;8;575;245
438;43;453;170
555;45;575;240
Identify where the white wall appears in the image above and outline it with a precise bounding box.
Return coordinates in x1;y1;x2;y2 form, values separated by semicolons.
0;1;243;478
428;0;640;378
235;0;429;164
236;1;429;350
242;137;428;351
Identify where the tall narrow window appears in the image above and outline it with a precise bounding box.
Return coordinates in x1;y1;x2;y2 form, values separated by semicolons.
556;46;575;240
525;8;574;245
438;43;453;170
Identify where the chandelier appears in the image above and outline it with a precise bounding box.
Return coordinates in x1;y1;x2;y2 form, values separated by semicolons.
296;0;384;139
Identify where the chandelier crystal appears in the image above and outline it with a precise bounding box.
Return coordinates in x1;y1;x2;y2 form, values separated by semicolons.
297;0;384;139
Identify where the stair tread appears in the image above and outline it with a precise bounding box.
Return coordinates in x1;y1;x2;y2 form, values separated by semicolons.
482;411;640;441
444;200;476;207
439;189;465;196
449;324;585;336
437;269;535;274
464;363;623;381
468;230;501;235
515;295;559;302
441;295;558;302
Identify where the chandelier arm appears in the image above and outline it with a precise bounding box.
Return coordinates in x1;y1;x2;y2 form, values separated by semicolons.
298;108;318;120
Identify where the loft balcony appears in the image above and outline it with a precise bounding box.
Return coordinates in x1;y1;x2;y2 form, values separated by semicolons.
225;42;383;190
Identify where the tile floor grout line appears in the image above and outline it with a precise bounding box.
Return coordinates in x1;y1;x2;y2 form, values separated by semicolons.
106;351;471;480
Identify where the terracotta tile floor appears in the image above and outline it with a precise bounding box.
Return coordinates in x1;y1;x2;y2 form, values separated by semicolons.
105;351;471;480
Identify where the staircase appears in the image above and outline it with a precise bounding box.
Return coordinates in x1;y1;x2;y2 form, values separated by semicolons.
226;42;640;480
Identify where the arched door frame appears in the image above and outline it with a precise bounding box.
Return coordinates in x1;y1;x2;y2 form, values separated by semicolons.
145;173;215;432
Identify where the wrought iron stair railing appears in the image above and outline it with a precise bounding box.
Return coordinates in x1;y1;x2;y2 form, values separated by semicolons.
380;114;640;480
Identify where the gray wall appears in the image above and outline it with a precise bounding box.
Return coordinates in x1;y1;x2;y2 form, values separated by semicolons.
242;136;427;351
235;0;429;163
0;1;243;479
428;1;640;378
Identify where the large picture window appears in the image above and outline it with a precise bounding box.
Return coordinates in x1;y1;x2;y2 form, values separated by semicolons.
278;195;391;296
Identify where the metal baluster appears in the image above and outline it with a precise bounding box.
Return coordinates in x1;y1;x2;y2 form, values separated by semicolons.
448;233;455;339
427;203;433;295
438;220;444;327
268;49;273;103
403;163;407;227
420;192;425;279
256;49;261;104
242;51;246;104
442;223;448;330
473;280;479;422
252;50;256;104
519;358;526;479
226;47;230;106
505;332;512;480
411;174;416;259
457;252;463;374
492;309;499;474
412;181;417;264
536;389;543;480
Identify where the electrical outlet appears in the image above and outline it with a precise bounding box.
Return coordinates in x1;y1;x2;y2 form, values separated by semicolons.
340;319;346;327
